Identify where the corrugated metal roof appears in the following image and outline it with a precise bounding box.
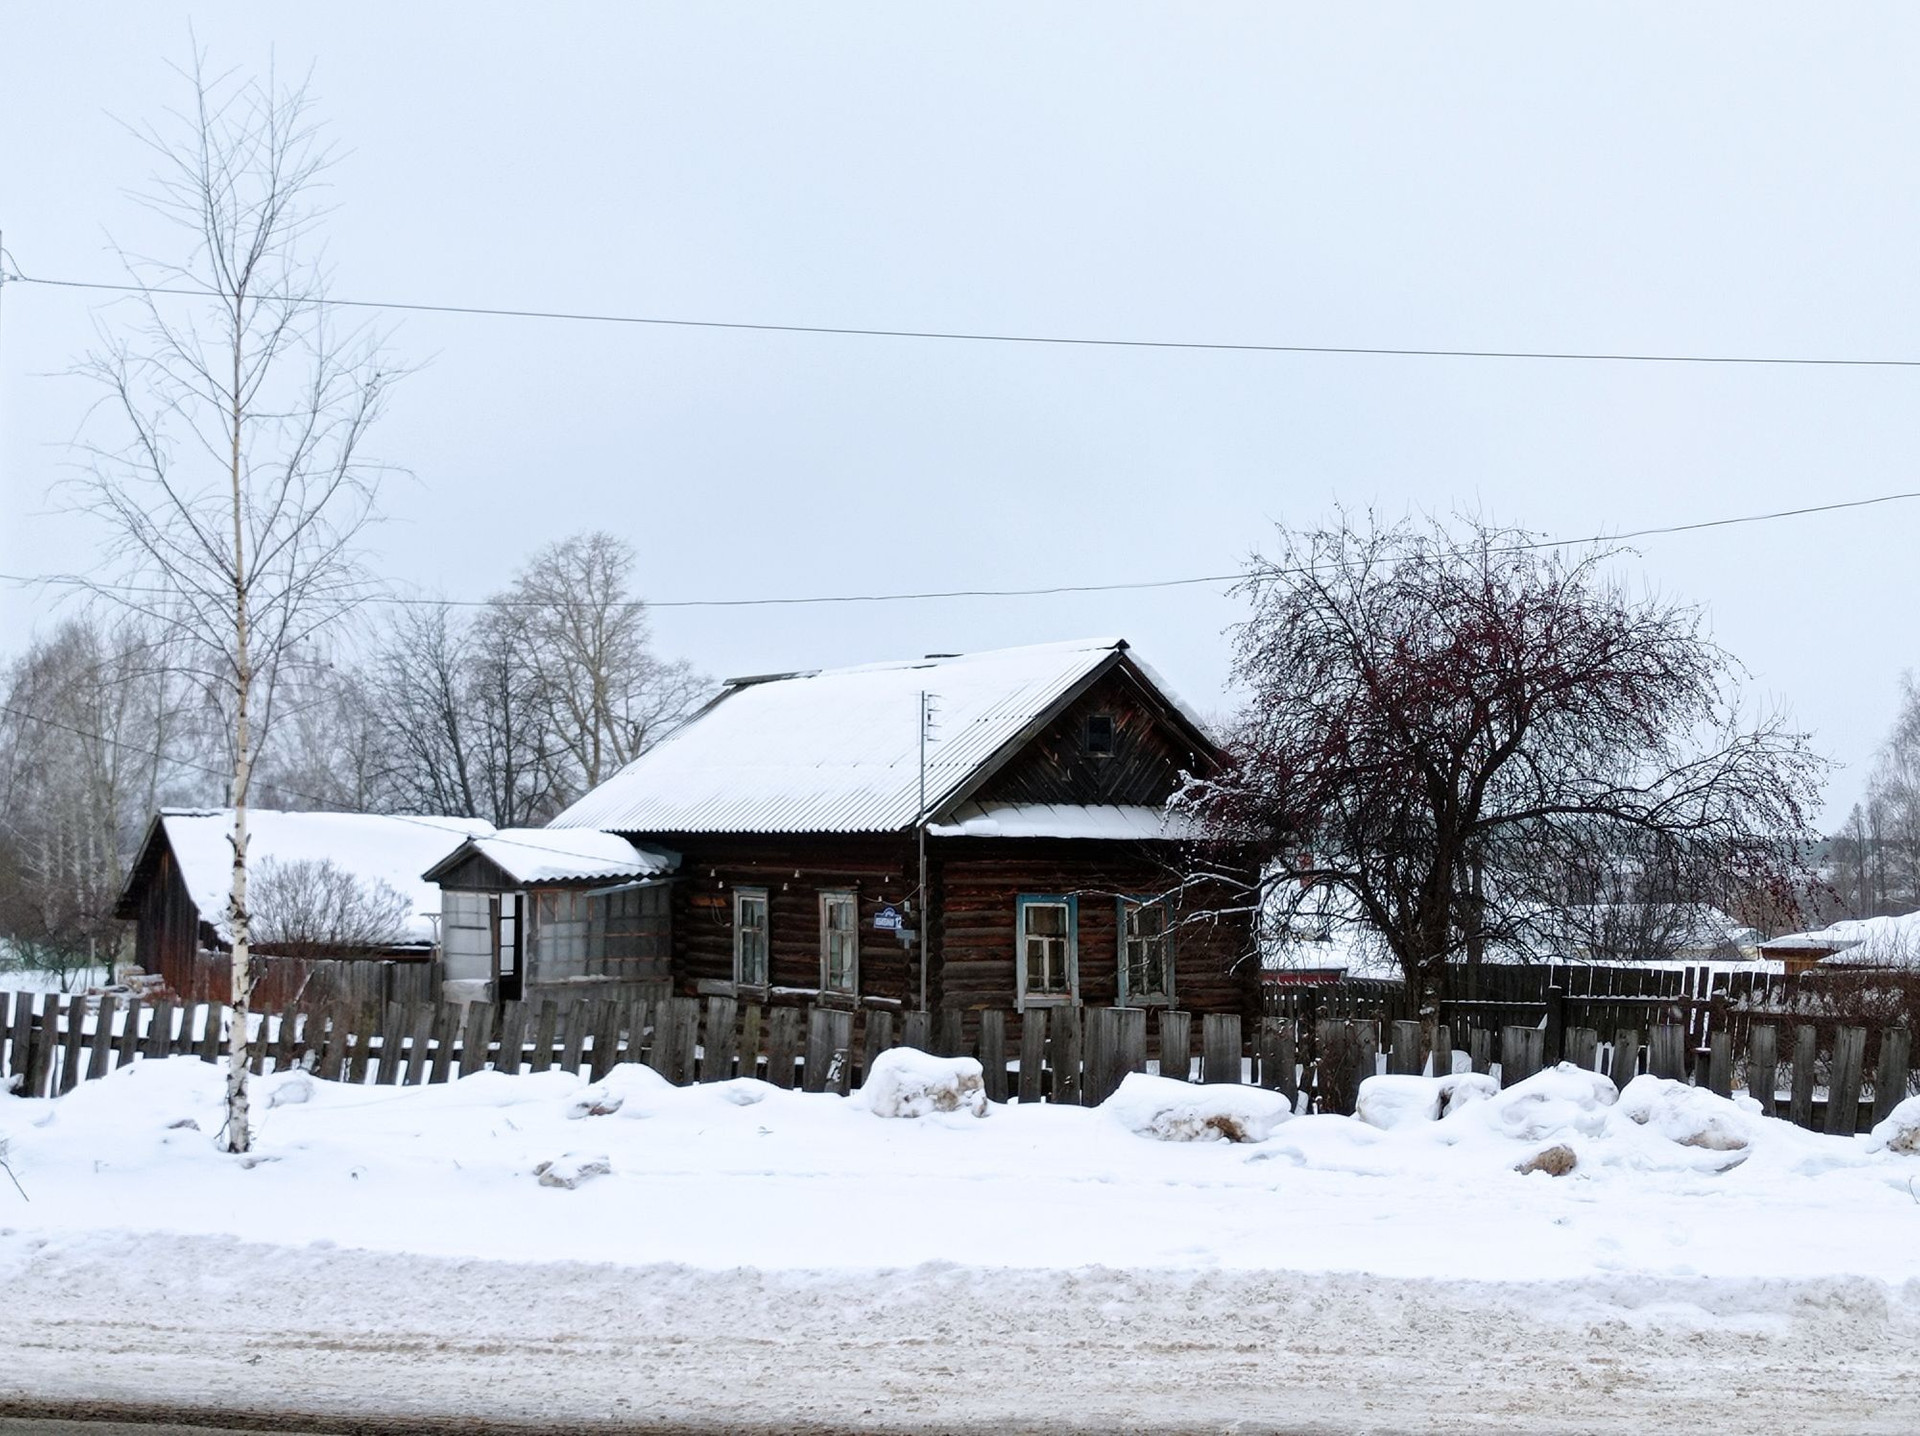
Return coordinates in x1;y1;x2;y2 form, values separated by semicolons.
445;829;680;885
548;638;1134;835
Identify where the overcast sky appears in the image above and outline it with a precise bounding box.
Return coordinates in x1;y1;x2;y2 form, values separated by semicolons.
3;5;1917;826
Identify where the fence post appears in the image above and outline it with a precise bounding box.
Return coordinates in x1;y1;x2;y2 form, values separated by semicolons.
1609;1028;1639;1089
977;1010;1007;1104
1388;1020;1421;1077
1872;1028;1911;1128
1706;1031;1732;1098
1543;985;1567;1066
1565;1027;1598;1074
1747;1024;1777;1118
1431;1022;1451;1078
1826;1026;1867;1136
1017;1008;1047;1104
1202;1014;1243;1086
1789;1024;1818;1129
1648;1024;1687;1081
1159;1009;1193;1081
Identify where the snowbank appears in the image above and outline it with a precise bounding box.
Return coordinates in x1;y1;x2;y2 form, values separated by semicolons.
1868;1094;1920;1155
567;1062;674;1119
1452;1063;1618;1143
852;1048;987;1118
1356;1072;1499;1129
1615;1074;1754;1152
1101;1072;1294;1142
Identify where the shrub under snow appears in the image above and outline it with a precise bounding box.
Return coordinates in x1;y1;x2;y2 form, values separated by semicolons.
534;1153;611;1189
1614;1075;1753;1152
1101;1072;1293;1143
1868;1094;1920;1156
566;1063;674;1120
1356;1073;1499;1129
1452;1063;1618;1143
853;1048;988;1119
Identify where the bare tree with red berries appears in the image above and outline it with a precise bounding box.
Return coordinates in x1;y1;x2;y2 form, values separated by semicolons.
1186;512;1824;1029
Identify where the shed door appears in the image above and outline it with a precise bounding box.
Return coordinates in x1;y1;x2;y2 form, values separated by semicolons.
490;891;526;1002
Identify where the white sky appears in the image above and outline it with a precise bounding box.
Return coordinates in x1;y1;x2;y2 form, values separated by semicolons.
3;5;1917;827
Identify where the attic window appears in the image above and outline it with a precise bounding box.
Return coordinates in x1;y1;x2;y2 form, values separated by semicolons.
1084;713;1115;756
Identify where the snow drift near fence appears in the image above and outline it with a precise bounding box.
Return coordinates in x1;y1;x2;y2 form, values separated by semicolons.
1100;1071;1294;1142
1869;1093;1920;1155
850;1048;987;1118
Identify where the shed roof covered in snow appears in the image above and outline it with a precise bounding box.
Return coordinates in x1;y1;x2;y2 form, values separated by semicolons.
1764;911;1920;969
117;809;496;946
547;637;1217;836
422;828;680;888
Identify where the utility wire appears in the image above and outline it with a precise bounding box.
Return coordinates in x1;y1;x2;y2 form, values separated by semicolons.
4;489;1918;612
8;270;1920;369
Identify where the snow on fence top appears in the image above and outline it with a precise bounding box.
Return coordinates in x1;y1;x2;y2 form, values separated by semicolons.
435;828;680;885
549;637;1204;835
151;809;496;945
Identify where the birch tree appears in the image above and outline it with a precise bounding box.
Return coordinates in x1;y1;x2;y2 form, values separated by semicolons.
70;54;399;1152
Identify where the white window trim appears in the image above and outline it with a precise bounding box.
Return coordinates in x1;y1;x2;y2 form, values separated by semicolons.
1015;894;1078;1010
1117;895;1176;1008
733;886;770;990
819;889;859;996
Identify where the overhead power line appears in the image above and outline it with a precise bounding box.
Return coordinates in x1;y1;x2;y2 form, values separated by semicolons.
4;489;1917;612
7;270;1920;369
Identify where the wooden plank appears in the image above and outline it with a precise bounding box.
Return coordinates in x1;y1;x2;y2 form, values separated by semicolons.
766;1007;801;1089
460;1003;497;1079
1082;1007;1114;1105
556;1001;590;1078
270;1004;298;1074
1432;1023;1452;1078
1500;1026;1543;1088
862;1009;895;1089
145;998;176;1060
1826;1025;1867;1136
1609;1028;1639;1089
1789;1024;1818;1129
1873;1028;1911;1128
739;1003;765;1083
666;997;702;1084
531;1000;561;1073
1747;1024;1777;1118
1388;1020;1421;1077
1117;1006;1147;1087
8;992;33;1090
248;1008;270;1075
494;999;528;1076
933;1009;964;1059
1706;1031;1732;1098
699;997;739;1083
23;999;54;1098
1565;1027;1598;1074
1268;1021;1298;1101
1017;1008;1047;1104
57;996;87;1095
1354;1021;1380;1103
901;1010;931;1053
1158;1010;1192;1081
1647;1024;1687;1081
197;1002;224;1066
370;1000;406;1084
977;1010;1007;1104
1469;1027;1492;1076
404;1003;436;1086
88;993;118;1085
0;991;9;1082
1052;1006;1083;1106
427;1005;458;1085
802;1007;837;1093
1202;1013;1243;1086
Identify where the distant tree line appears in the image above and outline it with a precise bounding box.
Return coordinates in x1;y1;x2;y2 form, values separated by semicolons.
0;530;707;985
1824;675;1920;922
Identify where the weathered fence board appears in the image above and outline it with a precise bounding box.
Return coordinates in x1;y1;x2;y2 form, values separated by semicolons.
1159;1009;1193;1081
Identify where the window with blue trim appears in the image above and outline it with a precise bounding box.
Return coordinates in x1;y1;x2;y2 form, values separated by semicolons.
1016;894;1077;1005
1118;896;1175;1006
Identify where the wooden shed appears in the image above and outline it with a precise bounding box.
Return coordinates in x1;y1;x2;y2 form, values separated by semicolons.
533;638;1259;1028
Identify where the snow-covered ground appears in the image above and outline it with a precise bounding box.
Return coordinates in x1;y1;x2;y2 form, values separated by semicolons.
2;1058;1918;1432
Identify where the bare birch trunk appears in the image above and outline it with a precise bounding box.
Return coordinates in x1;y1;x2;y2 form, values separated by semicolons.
225;344;253;1155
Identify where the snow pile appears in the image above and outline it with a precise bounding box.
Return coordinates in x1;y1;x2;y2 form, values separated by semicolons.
1452;1063;1618;1143
1868;1094;1920;1155
1102;1072;1293;1143
1356;1072;1498;1129
852;1048;987;1118
534;1153;611;1189
1615;1075;1754;1152
566;1063;673;1119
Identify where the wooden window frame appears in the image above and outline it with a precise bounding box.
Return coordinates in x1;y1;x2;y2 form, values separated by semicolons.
819;889;860;997
733;886;770;991
1084;712;1116;758
1015;894;1078;1009
1116;894;1175;1008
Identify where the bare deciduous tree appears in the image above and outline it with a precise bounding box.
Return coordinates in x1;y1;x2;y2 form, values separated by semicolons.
248;856;410;955
1186;512;1824;1028
68;53;400;1151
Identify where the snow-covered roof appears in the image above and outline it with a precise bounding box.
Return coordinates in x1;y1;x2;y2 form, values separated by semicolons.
927;802;1199;841
138;809;496;945
427;828;680;886
549;638;1208;835
1768;911;1920;968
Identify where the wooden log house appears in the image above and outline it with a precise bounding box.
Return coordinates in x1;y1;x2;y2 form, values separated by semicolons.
438;638;1259;1028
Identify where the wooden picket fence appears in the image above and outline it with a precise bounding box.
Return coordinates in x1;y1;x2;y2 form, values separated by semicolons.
5;987;1910;1134
0;987;1269;1108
